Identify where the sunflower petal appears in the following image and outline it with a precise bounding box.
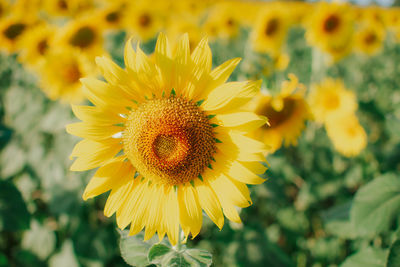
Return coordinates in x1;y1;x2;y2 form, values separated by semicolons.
164;187;180;246
215;112;268;132
227;161;266;185
70;139;122;171
195;180;224;229
71;104;125;125
209;174;250;208
66;122;122;141
178;184;202;239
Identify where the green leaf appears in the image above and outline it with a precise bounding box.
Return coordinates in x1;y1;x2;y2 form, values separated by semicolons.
148;244;172;263
119;230;167;267
0;253;8;267
0;180;30;231
387;239;400;267
185;249;213;265
340;247;387;267
350;173;400;235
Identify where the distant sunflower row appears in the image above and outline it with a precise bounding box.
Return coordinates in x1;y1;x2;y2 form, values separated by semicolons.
0;0;379;157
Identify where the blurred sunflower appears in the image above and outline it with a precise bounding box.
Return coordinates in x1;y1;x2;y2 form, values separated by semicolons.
0;0;10;20
166;17;203;52
306;2;354;61
55;15;105;58
354;20;385;56
95;2;126;30
252;74;309;153
203;3;241;40
37;47;96;103
325;113;367;157
124;1;165;42
0;15;33;53
250;5;289;56
42;0;94;17
18;23;55;67
308;78;357;123
67;33;268;245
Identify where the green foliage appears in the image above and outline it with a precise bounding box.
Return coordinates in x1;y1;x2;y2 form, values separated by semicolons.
350;173;400;236
341;247;387;267
387;239;400;267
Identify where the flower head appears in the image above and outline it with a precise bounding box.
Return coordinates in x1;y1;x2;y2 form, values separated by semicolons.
67;33;268;245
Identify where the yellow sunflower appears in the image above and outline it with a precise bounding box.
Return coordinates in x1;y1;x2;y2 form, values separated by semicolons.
18;23;55;67
308;78;357;124
305;2;354;61
36;47;96;103
0;0;10;20
354;19;386;56
325;113;367;157
66;33;268;245
124;1;165;42
250;4;290;56
0;15;33;53
54;14;105;59
94;2;126;30
252;74;310;153
42;0;94;17
203;3;241;40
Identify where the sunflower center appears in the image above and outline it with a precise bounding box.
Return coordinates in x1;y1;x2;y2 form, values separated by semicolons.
259;98;296;128
69;26;96;48
106;11;120;23
57;0;68;10
3;23;26;40
138;13;151;28
323;15;340;33
364;33;377;45
37;39;48;55
61;63;81;84
265;18;279;37
124;96;216;186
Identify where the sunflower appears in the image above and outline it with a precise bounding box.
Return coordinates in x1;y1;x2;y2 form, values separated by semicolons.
305;2;354;61
250;4;290;56
354;19;385;56
18;23;55;67
42;0;94;17
203;3;241;40
124;1;165;42
54;14;105;58
308;78;357;124
0;15;33;53
94;2;126;30
66;33;268;245
36;47;96;103
252;74;309;153
325;113;367;157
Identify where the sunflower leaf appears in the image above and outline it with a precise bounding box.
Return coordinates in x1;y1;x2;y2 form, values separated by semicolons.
387;239;400;267
148;244;172;263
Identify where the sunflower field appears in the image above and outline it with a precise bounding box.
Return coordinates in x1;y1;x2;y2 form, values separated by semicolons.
1;0;400;266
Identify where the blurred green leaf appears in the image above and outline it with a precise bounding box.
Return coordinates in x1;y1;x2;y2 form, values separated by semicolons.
340;247;387;267
350;173;400;235
387;239;400;267
22;220;56;260
0;180;30;231
0;253;8;267
49;240;79;267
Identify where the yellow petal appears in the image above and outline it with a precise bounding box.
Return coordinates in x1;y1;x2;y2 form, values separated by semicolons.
229;132;268;155
104;178;134;217
209;174;250;208
241;161;268;175
227;161;266;185
203;80;261;112
128;180;148;236
178;184;202;239
95;56;141;100
215;112;267;133
174;33;193;97
135;44;161;97
124;37;136;72
195;180;224;229
217;132;266;162
70;139;122;171
66;122;122;141
164;187;179;246
197;58;241;99
71;104;125;125
144;185;164;241
80;78;133;113
155;32;173;91
82;156;130;200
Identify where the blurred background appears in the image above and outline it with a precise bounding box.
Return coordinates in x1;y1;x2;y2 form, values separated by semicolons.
1;0;400;266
